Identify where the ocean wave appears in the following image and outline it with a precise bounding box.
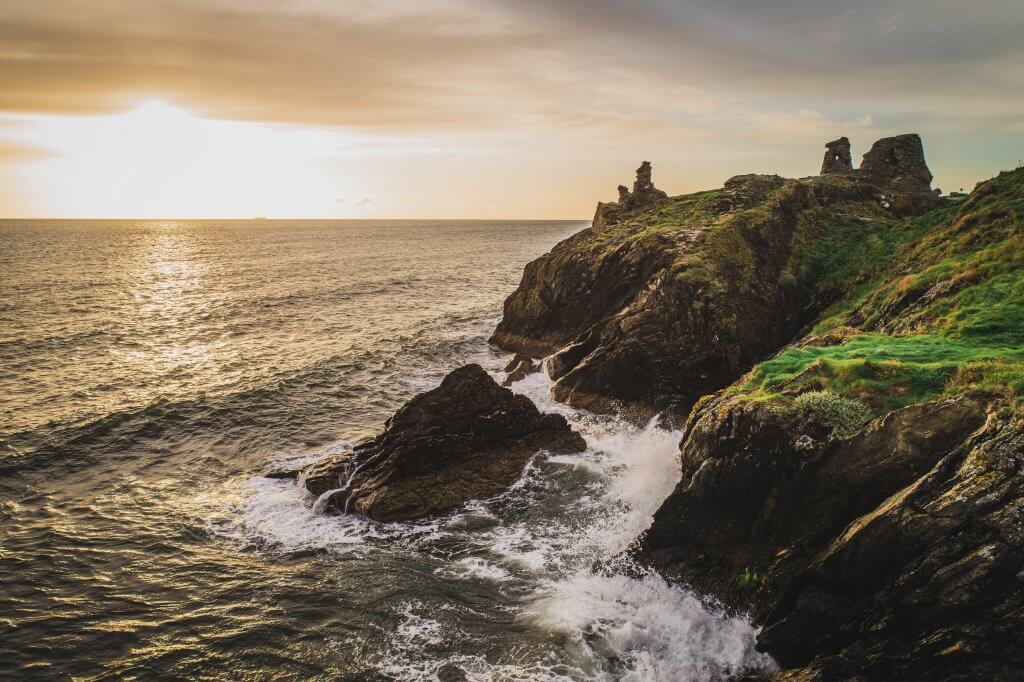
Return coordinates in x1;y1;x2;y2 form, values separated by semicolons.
3;324;503;473
217;360;774;680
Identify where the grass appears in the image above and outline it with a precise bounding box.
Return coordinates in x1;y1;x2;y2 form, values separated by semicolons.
783;390;872;436
592;168;1024;416
746;334;1024;411
736;567;761;591
737;168;1024;413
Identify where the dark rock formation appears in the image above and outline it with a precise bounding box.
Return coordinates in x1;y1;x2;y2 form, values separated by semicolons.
858;133;933;193
635;392;1024;679
857;133;941;213
820;137;853;175
493;173;879;421
818;133;940;214
488;217;675;359
491;135;944;420
489;141;1022;678
593;161;668;230
502;353;540;385
301;364;585;521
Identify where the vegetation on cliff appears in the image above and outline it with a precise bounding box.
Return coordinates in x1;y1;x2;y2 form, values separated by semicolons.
633;165;1024;679
492;161;903;420
738;167;1024;414
493;137;1024;679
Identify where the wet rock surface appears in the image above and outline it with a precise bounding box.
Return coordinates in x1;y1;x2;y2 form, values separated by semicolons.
636;393;1024;679
300;364;585;522
502;353;541;386
490;142;1024;678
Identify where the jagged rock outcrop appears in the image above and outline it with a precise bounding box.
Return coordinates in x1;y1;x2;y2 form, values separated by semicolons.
820;137;853;175
819;133;941;214
635;392;1024;679
502;353;540;385
629;167;1024;678
491;135;945;421
493;172;881;421
593;161;668;230
489;141;1023;678
301;364;585;521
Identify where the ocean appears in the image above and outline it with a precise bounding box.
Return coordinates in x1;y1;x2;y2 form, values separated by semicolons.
0;220;773;680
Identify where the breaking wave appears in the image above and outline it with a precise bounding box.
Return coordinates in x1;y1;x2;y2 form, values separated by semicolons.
218;363;776;680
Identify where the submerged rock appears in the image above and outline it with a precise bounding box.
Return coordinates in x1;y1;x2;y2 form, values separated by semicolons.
301;364;585;522
502;353;541;386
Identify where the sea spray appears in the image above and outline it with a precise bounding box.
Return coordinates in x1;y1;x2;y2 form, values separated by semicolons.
219;360;775;679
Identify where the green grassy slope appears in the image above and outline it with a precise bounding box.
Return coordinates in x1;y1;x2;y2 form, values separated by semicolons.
735;167;1024;413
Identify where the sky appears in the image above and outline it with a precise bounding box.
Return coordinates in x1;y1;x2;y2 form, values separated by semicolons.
0;0;1022;218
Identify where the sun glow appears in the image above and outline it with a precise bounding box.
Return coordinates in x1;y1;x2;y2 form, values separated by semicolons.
5;101;356;218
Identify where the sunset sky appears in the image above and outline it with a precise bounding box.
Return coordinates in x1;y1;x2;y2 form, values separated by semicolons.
1;0;1022;218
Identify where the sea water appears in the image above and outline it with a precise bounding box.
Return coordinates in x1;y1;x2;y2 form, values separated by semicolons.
0;219;774;680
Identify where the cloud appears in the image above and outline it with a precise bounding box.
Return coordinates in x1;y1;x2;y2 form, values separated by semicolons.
335;197;376;207
0;137;52;163
0;0;1021;134
0;0;546;128
1;0;1022;218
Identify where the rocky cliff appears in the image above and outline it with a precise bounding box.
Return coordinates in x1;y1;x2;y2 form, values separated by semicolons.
492;138;1024;678
492;137;940;421
636;165;1024;679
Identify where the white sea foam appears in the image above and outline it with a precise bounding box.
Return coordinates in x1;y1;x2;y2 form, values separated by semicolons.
435;556;512;582
534;571;777;681
218;360;775;679
212;470;439;552
498;364;775;680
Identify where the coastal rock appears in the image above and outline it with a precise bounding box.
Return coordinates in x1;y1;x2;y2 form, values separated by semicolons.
502;353;541;385
593;161;669;231
491;136;944;421
490;145;1022;677
635;393;1024;678
301;364;585;521
489;210;674;359
493;170;879;421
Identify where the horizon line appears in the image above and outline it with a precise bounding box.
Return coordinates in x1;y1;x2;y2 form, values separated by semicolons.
0;216;592;222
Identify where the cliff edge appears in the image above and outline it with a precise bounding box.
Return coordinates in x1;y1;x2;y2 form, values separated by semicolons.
491;135;941;422
492;138;1024;678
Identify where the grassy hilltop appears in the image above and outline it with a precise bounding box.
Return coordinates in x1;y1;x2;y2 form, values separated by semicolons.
733;167;1024;417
